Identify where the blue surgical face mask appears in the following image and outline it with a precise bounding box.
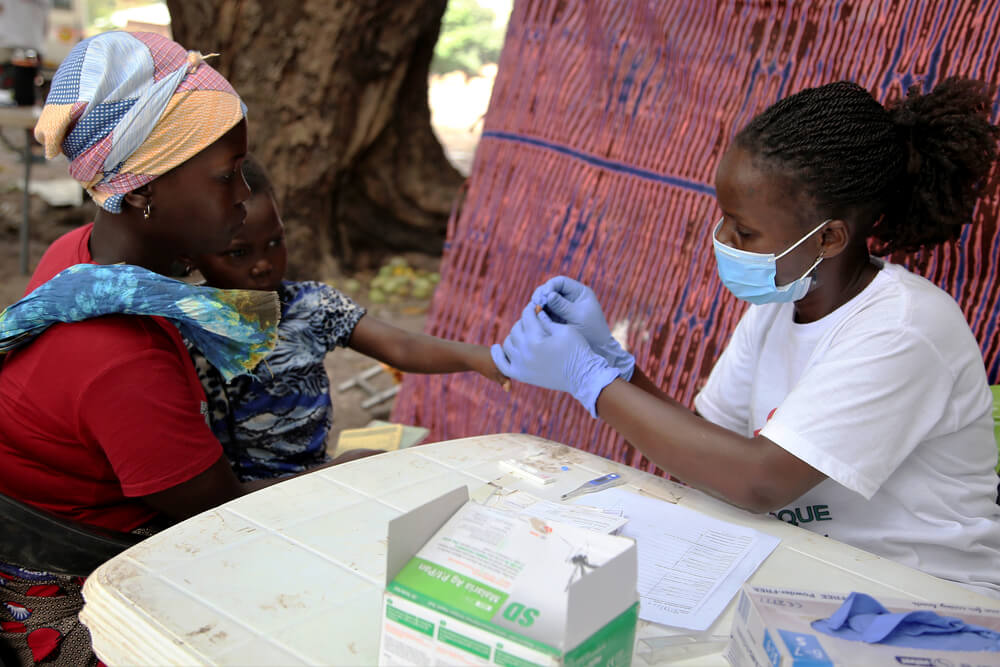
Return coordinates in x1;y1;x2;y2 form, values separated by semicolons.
712;217;829;305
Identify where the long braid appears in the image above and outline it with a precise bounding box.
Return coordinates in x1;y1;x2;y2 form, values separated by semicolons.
736;79;998;254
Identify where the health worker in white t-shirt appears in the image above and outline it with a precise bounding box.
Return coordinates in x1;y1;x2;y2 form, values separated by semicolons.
491;78;1000;598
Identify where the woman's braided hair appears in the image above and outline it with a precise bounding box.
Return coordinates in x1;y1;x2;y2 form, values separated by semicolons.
735;78;999;254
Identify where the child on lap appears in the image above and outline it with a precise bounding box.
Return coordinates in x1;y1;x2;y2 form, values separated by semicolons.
188;156;504;480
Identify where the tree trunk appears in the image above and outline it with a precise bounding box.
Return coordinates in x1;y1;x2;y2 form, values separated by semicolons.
166;0;464;275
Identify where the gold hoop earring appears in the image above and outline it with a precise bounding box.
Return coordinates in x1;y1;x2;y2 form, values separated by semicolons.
143;203;152;221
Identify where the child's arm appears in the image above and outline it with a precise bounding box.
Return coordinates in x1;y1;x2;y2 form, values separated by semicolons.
347;314;507;387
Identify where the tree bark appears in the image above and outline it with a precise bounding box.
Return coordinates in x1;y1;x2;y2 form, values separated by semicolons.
166;0;464;275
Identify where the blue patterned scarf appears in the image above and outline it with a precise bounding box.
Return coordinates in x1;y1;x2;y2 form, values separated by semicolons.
0;264;278;381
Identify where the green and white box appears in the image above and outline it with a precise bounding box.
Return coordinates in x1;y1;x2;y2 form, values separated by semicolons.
379;487;638;666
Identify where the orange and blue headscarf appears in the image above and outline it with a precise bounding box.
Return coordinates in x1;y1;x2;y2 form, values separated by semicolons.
10;34;274;378
34;31;246;213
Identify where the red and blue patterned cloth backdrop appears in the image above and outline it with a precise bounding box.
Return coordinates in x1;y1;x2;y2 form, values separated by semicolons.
393;0;1000;472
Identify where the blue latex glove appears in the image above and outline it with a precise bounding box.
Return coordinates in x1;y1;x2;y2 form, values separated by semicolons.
491;304;621;418
530;276;635;381
811;592;1000;651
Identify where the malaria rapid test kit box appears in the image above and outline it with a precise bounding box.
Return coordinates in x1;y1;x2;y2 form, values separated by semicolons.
727;585;1000;667
378;487;639;666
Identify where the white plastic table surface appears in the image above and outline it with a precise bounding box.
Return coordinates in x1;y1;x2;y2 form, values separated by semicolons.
80;434;998;666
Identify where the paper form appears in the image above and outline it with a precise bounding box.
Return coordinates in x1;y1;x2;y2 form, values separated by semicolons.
486;491;628;534
574;488;779;631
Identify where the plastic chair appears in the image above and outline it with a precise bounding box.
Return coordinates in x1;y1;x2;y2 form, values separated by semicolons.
0;493;143;577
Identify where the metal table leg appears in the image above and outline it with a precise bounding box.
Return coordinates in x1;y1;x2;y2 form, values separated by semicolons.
20;127;31;275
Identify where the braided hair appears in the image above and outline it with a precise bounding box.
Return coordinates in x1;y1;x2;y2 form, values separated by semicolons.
735;78;999;254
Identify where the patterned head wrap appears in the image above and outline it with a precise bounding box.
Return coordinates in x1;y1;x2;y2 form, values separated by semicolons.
34;31;246;213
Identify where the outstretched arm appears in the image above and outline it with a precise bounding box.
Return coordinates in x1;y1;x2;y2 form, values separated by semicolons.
347;314;507;385
594;379;826;512
628;367;674;403
493;304;825;513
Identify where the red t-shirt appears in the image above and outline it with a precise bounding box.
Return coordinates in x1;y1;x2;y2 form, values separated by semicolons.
0;224;223;531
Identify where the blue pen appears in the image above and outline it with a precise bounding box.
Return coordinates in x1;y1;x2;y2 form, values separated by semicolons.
561;473;624;500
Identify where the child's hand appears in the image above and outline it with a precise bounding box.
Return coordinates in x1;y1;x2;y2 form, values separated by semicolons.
490;304;619;417
532;277;635;381
471;344;511;391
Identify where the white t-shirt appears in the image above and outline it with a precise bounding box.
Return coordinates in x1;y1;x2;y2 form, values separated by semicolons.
695;260;1000;597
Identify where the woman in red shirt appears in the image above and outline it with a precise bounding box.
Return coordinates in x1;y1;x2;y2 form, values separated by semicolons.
0;31;352;665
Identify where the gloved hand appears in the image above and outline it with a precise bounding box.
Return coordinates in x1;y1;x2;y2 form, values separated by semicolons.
531;276;635;381
491;304;620;418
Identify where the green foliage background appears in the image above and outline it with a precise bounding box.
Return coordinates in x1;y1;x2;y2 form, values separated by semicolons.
431;0;506;76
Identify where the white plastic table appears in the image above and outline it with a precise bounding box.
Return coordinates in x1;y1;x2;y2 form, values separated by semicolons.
80;433;997;665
